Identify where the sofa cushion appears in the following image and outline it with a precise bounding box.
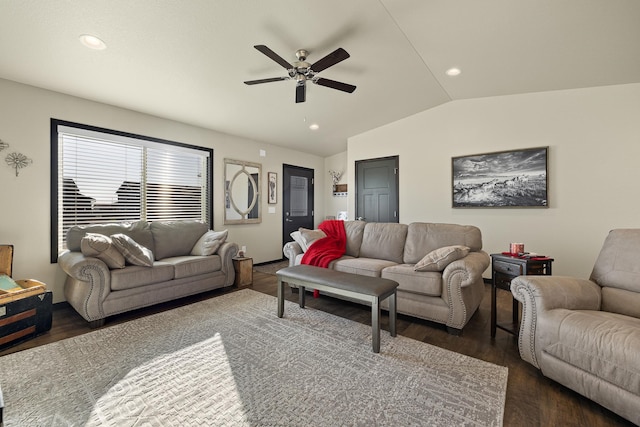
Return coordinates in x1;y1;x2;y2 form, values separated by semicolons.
414;245;470;272
110;262;175;291
344;220;366;257
590;229;640;294
67;220;154;253
601;287;640;319
80;233;125;269
162;255;223;279
111;234;154;267
359;223;408;264
542;309;640;396
298;228;326;251
191;230;228;256
403;223;482;264
332;257;397;277
382;264;442;297
151;220;209;260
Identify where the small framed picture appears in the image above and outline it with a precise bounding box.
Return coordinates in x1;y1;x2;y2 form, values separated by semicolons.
268;172;277;204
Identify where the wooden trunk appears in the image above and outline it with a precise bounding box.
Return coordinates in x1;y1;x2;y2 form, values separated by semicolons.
0;291;53;350
0;244;52;350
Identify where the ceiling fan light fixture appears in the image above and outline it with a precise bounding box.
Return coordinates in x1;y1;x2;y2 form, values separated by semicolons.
446;67;461;77
245;45;356;103
79;34;106;50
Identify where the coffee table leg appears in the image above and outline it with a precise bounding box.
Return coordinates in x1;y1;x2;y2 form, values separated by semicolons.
372;297;381;353
277;277;285;318
299;285;306;308
389;291;397;337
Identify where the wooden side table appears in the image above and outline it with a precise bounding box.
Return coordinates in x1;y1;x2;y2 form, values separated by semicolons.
490;253;553;337
233;257;253;288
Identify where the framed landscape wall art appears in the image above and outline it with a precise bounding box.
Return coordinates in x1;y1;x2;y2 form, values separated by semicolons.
452;146;548;208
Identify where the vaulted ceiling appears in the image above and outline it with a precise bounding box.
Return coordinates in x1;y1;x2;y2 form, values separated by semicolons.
1;1;639;157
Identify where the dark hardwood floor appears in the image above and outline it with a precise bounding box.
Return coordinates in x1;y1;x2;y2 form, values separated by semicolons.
1;271;634;427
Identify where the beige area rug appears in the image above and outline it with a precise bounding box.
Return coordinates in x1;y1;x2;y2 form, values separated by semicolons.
0;290;507;426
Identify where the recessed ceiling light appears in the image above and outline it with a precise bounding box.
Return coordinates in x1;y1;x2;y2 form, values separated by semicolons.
446;67;461;77
309;123;319;131
79;34;106;50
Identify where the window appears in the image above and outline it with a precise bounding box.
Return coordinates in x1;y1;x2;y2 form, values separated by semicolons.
51;119;212;261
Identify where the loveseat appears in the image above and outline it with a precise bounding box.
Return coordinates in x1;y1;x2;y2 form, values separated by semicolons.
511;229;640;425
58;220;238;327
283;221;490;334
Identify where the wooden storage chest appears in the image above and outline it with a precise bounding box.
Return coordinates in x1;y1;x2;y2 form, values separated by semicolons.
0;245;53;351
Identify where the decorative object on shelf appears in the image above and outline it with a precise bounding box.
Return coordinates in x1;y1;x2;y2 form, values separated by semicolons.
329;170;342;191
329;170;347;195
268;172;277;204
452;146;548;208
5;151;32;176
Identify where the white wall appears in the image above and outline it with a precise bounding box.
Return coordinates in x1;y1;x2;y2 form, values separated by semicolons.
348;83;640;278
0;79;324;302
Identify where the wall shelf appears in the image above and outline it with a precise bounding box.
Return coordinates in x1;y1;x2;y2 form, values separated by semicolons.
333;184;347;197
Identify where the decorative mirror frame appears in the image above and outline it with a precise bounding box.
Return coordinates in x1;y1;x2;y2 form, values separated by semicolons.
224;158;262;224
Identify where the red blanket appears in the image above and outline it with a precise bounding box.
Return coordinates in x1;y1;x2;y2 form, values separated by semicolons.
301;219;346;268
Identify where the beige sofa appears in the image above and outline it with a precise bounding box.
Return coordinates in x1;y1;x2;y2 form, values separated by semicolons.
58;220;238;327
511;229;640;425
284;221;490;334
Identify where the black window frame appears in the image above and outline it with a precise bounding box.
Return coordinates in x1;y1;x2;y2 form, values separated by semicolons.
50;118;213;262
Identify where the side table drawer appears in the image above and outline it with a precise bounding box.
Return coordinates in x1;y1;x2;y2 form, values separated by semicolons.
494;260;523;276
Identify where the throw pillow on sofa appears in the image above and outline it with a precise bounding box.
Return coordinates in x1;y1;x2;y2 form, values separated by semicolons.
298;228;326;251
111;233;154;267
80;233;126;269
191;230;228;256
414;245;470;272
290;229;326;252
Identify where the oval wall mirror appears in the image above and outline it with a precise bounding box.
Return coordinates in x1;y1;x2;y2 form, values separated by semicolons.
224;158;262;224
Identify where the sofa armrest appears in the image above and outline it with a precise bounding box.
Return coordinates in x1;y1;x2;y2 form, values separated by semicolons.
283;241;303;265
510;275;601;368
217;242;239;286
441;250;490;330
58;250;112;322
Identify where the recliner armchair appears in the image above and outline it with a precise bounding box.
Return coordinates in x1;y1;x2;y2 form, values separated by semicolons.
511;229;640;425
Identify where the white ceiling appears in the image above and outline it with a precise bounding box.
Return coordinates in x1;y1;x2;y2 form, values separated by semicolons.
1;1;639;157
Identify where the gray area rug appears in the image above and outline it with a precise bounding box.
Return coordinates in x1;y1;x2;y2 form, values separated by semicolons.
0;289;507;426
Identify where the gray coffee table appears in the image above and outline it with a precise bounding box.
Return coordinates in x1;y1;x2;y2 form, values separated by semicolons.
276;265;398;353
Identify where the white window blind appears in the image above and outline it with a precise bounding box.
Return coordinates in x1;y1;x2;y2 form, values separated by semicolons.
54;121;211;255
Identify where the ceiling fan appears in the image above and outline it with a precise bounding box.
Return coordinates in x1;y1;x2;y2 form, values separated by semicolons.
244;45;356;103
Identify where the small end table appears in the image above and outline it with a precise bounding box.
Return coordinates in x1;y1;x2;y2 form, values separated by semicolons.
490;253;553;337
233;257;253;288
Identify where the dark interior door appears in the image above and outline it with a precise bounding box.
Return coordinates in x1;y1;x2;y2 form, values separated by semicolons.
355;156;399;222
282;164;314;247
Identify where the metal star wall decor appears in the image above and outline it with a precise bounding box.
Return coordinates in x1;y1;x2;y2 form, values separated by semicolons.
5;151;32;176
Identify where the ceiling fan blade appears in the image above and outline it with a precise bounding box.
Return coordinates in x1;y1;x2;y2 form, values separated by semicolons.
254;45;292;70
295;82;306;103
310;48;350;73
314;78;356;93
244;77;289;85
